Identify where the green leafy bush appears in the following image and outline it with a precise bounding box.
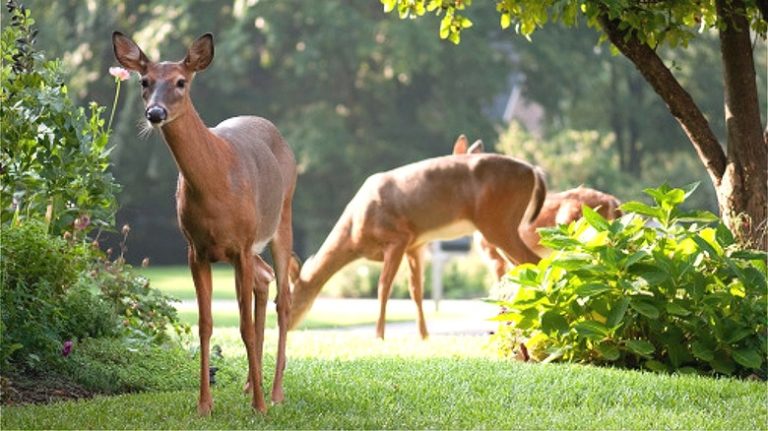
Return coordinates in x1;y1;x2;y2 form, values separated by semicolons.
0;220;188;372
0;1;119;235
491;184;767;377
0;220;116;370
91;232;189;345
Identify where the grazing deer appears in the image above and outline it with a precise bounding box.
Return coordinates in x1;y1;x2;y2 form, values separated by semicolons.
112;32;297;414
288;135;546;339
452;137;622;278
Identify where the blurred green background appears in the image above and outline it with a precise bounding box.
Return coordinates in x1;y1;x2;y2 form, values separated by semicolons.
22;0;765;264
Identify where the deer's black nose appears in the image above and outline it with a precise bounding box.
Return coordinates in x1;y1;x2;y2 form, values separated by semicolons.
145;106;167;124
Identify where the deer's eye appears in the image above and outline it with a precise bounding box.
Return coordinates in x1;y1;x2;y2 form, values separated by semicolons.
176;79;186;89
140;78;149;88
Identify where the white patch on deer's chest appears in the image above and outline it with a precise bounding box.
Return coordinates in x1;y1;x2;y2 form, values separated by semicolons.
414;219;475;245
251;239;269;256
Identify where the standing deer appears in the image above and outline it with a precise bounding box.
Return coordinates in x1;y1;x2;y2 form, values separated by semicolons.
452;141;622;278
112;32;297;414
288;136;546;339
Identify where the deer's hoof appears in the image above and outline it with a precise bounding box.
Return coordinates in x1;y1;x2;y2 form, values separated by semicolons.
252;399;268;414
271;387;285;405
197;399;213;416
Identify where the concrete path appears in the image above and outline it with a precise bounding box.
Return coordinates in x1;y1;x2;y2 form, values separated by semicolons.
177;297;498;336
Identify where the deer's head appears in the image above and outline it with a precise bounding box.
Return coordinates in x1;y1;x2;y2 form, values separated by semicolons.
112;32;214;127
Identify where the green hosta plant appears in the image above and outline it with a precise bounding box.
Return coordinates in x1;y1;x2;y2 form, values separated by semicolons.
491;183;767;377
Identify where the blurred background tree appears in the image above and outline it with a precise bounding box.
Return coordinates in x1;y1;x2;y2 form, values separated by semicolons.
18;0;760;263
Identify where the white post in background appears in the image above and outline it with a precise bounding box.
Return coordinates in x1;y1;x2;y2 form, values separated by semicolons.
430;237;472;312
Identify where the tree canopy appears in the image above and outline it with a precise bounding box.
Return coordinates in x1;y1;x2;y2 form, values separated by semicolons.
383;0;767;249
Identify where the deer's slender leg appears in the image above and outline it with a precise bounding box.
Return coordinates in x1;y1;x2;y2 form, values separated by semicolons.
406;247;428;339
190;249;214;416
376;242;408;339
235;252;267;413
269;194;293;404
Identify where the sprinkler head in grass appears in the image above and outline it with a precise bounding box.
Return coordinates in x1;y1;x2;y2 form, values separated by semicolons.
209;366;219;385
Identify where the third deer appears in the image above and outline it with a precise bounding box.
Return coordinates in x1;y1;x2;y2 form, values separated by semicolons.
289;135;546;339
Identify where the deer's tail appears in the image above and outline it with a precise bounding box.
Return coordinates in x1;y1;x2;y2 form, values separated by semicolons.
524;166;547;224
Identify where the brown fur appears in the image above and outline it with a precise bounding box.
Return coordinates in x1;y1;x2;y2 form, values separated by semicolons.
113;32;296;414
478;186;622;278
289;135;546;339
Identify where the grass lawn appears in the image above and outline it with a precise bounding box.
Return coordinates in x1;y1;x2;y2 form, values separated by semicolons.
2;328;766;430
140;265;239;301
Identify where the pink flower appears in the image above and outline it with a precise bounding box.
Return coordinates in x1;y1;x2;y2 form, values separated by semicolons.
62;340;73;357
73;214;90;231
109;66;130;81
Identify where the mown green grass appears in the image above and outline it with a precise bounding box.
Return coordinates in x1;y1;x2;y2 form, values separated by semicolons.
3;329;766;430
141;265;238;301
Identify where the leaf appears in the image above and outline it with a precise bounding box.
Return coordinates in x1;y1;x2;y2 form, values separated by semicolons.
597;342;620;361
724;328;754;344
629;298;660;319
574;320;610;340
582;205;610;231
541;310;569;335
665;302;690;316
625;340;655;356
574;283;611;297
733;349;763;370
681;181;700;199
620;201;661;219
715;223;734;246
629;262;669;285
730;249;768;261
500;13;511;29
551;253;593;270
606;297;630;328
691;341;714;362
381;0;397;13
624;250;648;269
644;360;669;373
676;210;719;224
710;354;736;375
692;235;720;258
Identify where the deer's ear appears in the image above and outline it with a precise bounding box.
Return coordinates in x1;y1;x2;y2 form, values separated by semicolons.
112;31;150;74
184;33;214;72
452;134;469;155
467;140;484;154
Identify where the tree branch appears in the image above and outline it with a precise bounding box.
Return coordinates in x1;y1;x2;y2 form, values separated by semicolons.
597;13;727;185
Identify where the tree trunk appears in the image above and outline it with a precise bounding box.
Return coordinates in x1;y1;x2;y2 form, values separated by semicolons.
716;0;768;250
598;5;767;250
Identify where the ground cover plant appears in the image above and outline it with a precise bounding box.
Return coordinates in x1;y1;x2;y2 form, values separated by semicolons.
491;184;767;378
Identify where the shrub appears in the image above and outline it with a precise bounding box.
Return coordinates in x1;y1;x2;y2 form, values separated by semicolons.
0;220;188;372
490;183;767;378
0;1;119;235
0;220;104;370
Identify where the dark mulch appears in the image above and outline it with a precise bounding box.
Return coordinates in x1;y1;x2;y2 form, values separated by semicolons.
1;372;95;406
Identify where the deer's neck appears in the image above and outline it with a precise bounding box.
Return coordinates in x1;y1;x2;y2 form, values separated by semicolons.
159;103;232;193
292;222;358;319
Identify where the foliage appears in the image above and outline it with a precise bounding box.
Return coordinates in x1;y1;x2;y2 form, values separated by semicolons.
88;228;189;345
0;219;188;372
0;220;116;370
381;0;767;43
490;184;767;377
0;2;120;235
496;122;717;211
